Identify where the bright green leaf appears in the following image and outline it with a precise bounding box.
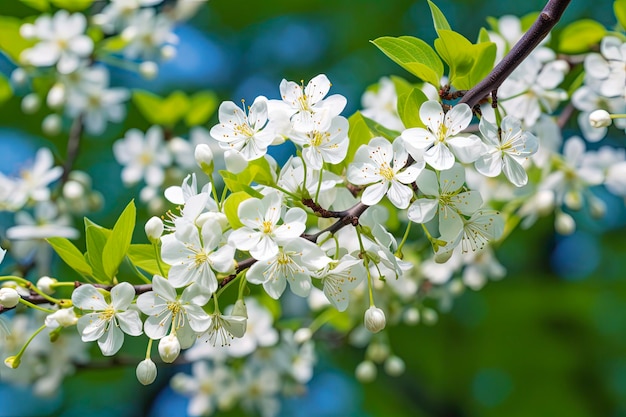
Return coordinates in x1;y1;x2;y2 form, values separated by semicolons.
456;41;496;90
0;74;12;105
101;36;127;52
50;0;93;11
127;244;169;277
224;191;254;229
185;91;218;126
85;223;111;284
397;87;428;129
132;90;191;127
47;237;93;278
102;200;136;280
346;112;376;165
0;17;36;64
427;0;451;32
390;75;414;98
20;0;49;11
371;36;443;87
617;0;626;29
478;27;491;44
362;115;400;141
557;20;606;54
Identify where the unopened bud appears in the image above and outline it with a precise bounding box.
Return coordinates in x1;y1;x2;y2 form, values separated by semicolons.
10;68;27;86
195;144;214;173
403;307;420;325
384;355;406;376
294;328;312;344
45;308;77;328
4;355;20;369
136;358;158;385
63;180;85;200
364;306;386;333
355;360;377;383
19;23;36;39
0;288;20;308
21;93;40;114
224;150;247;174
145;216;164;243
555;211;576;235
139;61;158;80
589;110;612;128
42;114;62;136
366;342;390;363
422;308;438;325
158;334;180;363
37;276;58;294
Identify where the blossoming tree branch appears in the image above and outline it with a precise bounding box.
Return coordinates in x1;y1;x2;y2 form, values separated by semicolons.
0;0;624;415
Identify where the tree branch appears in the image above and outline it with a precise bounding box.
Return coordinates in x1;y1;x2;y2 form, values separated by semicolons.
460;0;572;109
61;115;84;185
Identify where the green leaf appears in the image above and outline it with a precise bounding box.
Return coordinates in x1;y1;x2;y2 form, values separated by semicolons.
362;115;400;141
456;41;496;90
371;36;443;87
102;200;136;280
397;87;428;129
127;244;168;277
46;237;93;278
477;27;491;44
389;75;414;98
50;0;93;11
0;74;12;105
347;112;375;164
132;90;191;127
185;91;218;126
20;0;49;11
220;157;276;193
101;36;127;52
427;0;451;32
224;191;254;229
0;17;36;64
85;222;111;284
617;0;626;29
557;20;606;54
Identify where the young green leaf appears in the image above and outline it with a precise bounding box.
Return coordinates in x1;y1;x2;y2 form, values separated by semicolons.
427;0;451;32
371;36;443;87
557;20;606;54
85;223;110;284
617;0;626;30
132;90;191;127
127;244;169;277
0;17;36;64
46;237;93;278
224;191;254;229
102;200;136;280
20;0;49;11
397;87;428;129
50;0;93;11
185;91;218;126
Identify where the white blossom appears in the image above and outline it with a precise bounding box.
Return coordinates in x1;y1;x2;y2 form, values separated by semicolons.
314;255;366;312
289;115;349;170
113;126;172;187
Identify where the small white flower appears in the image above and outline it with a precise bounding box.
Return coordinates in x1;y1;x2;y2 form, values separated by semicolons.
45;308;78;328
401;100;483;170
136;275;211;348
475;115;538;187
270;74;347;132
315;255;366;312
20;10;93;74
361;76;404;131
72;282;143;356
210;97;277;161
347;136;423;209
16;147;63;204
229;192;307;261
247;238;331;299
198;312;247;347
589;110;612;128
121;8;178;60
289;115;349;170
161;219;235;293
113;126;172;187
144;216;164;242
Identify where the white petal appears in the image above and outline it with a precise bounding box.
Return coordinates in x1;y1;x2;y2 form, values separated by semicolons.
72;284;108;310
361;181;388;206
116;310;143;336
407;198;438;223
98;323;124;356
111;282;135;310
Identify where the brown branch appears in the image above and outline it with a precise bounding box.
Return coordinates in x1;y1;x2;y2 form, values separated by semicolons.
61;115;84;185
460;0;572;108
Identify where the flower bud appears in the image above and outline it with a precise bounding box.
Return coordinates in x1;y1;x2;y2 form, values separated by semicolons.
355;360;377;383
224;150;248;174
136;359;158;385
364;306;386;333
403;307;420;325
158;334;181;363
37;276;58;295
0;288;20;308
145;216;164;243
45;308;77;328
19;23;36;39
294;328;312;344
42;114;62;136
161;45;177;60
384;355;406;376
366;342;389;363
422;308;438;325
555;211;575;235
21;93;40;114
10;68;27;86
47;83;66;109
589;110;612;128
139;61;158;80
4;355;20;369
195;144;214;174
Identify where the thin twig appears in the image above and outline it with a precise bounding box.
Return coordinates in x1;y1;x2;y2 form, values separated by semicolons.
61;115;84;185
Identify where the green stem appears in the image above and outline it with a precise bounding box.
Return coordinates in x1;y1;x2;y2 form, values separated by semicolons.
18;299;55;313
395;221;412;258
0;276;60;305
356;227;375;307
314;167;324;203
13;324;48;364
152;242;167;278
145;338;154;360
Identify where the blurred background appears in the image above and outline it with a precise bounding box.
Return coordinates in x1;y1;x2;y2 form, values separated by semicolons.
0;0;624;416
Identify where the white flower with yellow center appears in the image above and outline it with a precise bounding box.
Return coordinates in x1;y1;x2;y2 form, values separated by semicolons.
315;254;366;312
347;136;423;209
289;115;349;170
210;96;277;161
161;218;235;293
113;126;172;187
229;192;307;261
401;100;483;171
137;275;212;349
72;282;143;356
